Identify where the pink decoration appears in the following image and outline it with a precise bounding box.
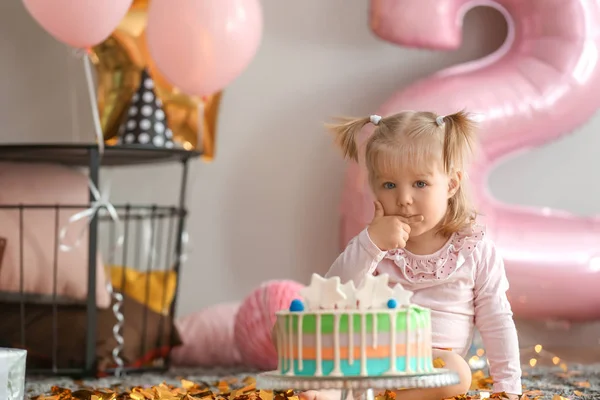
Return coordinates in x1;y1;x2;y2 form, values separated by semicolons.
234;280;304;370
340;0;600;321
22;0;132;48
0;163;110;308
171;302;242;367
146;0;263;97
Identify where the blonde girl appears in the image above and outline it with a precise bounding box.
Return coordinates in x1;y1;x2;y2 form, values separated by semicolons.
310;110;522;400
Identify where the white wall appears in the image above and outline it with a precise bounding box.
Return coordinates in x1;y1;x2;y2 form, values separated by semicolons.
2;0;600;326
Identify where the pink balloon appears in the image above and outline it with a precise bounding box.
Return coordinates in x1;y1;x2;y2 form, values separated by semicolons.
22;0;132;48
146;0;263;97
171;302;242;367
234;280;304;371
341;0;600;321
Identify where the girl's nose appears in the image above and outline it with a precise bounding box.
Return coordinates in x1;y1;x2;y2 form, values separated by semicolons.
396;189;412;206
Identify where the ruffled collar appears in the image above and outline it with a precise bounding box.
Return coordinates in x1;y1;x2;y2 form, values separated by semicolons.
383;224;485;283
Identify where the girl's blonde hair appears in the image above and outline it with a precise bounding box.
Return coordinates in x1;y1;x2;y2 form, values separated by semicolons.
326;110;479;236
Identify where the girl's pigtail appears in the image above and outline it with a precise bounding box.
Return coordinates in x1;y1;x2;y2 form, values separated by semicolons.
439;110;477;172
325;116;374;162
437;110;479;234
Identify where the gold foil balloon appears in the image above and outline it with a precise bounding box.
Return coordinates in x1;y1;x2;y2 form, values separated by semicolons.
91;0;221;160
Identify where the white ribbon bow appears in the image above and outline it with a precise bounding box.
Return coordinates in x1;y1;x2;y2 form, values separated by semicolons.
59;179;123;253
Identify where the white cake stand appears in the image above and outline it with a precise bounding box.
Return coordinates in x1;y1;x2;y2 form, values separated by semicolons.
256;370;460;400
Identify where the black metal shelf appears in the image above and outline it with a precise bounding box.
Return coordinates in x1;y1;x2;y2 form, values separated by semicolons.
0;142;194;377
0;143;201;167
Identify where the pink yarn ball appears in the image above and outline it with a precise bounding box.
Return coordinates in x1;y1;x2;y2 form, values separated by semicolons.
171;302;242;367
234;280;304;370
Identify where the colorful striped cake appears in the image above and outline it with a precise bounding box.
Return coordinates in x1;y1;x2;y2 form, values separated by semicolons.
274;273;435;377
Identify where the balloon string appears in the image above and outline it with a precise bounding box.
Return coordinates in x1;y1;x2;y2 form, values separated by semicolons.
106;283;125;377
197;101;205;152
178;230;190;264
58;174;126;376
80;48;105;156
65;52;81;142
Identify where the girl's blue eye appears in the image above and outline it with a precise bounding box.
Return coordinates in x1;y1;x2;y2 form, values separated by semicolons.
383;182;396;189
415;181;427;188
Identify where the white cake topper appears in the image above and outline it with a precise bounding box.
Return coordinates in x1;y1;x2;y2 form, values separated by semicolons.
294;273;414;311
392;282;414;307
299;273;346;310
355;274;394;309
336;280;357;309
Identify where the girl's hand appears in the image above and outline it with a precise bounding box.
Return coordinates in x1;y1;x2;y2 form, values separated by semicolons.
367;201;423;251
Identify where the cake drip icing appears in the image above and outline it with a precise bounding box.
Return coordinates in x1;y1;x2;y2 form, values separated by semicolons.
276;273;434;377
276;307;432;377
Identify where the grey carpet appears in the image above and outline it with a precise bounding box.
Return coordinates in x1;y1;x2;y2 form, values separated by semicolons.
25;364;600;399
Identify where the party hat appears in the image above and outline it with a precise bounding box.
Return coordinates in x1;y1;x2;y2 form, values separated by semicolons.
115;69;175;148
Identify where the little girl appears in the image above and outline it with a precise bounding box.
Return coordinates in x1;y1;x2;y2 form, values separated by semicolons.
309;110;522;400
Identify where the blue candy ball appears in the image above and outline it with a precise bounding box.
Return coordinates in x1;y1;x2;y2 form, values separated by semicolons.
387;298;397;309
289;299;305;312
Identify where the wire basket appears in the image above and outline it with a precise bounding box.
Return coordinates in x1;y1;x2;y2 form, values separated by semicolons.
0;144;198;378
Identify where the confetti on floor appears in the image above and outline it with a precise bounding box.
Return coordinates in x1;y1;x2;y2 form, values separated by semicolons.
25;364;600;400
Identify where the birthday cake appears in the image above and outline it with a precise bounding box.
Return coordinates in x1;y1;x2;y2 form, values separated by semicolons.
274;273;435;377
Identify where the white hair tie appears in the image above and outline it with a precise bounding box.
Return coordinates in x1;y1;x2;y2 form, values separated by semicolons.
370;115;382;125
436;115;445;127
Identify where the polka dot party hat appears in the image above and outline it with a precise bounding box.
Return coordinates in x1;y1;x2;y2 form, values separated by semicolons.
115;69;176;148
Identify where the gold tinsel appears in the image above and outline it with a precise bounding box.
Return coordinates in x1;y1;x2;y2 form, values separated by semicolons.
31;370;587;400
32;377;292;400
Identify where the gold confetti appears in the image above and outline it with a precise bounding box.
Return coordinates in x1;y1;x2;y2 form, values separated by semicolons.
433;357;446;368
259;390;274;400
555;370;581;379
217;380;231;394
181;379;198;390
560;363;568;372
375;389;396;400
30;372;559;400
470;370;494;391
522;390;543;397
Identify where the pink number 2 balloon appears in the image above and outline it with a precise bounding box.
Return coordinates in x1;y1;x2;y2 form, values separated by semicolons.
340;0;600;321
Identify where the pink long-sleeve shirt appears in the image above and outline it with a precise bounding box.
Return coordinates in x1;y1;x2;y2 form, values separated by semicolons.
325;224;522;395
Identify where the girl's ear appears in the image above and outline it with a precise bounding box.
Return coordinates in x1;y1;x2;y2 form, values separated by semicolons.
448;171;462;198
